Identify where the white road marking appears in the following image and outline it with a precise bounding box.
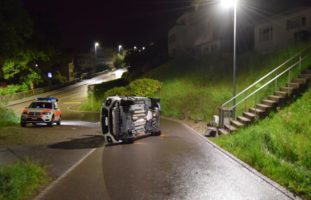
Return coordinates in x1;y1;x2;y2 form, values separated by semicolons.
34;148;97;200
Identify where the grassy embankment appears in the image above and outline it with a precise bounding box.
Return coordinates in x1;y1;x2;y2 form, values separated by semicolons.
212;88;311;199
0;104;19;127
144;44;311;121
0;160;48;200
82;44;311;122
0;106;49;200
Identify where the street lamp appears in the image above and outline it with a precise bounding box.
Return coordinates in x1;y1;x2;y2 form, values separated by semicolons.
118;44;123;52
94;42;99;54
94;42;99;66
221;0;238;118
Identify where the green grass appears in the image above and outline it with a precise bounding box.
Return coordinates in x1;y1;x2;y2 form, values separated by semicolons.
0;160;49;200
212;89;311;199
0;104;19;127
143;43;311;121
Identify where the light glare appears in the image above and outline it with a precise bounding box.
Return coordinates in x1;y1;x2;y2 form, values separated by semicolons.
220;0;237;9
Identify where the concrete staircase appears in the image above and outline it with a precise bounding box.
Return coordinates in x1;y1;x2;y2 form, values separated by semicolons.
218;67;311;135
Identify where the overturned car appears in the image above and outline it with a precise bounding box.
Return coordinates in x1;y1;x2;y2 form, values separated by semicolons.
101;96;161;144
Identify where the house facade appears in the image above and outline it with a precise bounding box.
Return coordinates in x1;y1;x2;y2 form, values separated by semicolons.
75;47;116;73
255;7;311;53
168;7;248;58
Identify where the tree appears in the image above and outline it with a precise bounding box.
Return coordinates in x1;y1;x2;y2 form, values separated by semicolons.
2;50;49;89
0;0;33;59
113;51;127;68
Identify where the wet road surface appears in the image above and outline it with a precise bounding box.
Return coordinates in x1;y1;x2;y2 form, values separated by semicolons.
38;119;294;200
4;72;297;200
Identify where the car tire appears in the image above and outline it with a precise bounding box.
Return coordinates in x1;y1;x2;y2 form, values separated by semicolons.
56;116;61;126
47;115;54;127
32;123;37;126
123;137;134;144
20;122;26;127
152;131;161;136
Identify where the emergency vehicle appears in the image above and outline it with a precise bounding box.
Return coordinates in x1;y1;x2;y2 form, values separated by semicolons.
20;97;62;127
101;96;161;144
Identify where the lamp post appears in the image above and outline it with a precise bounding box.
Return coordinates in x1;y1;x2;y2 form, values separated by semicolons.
94;42;99;66
221;0;238;118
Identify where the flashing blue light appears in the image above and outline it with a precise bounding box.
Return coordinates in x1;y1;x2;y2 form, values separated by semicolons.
36;97;58;102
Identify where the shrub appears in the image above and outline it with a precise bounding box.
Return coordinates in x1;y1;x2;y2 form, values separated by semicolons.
129;78;162;96
81;78;162;111
103;86;131;98
103;78;161;98
0;84;29;96
93;78;128;99
0;104;19;127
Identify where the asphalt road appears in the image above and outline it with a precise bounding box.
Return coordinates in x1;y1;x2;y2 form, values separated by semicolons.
37;119;296;200
5;72;297;200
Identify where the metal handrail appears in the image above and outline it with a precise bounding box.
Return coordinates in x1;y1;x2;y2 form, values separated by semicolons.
232;59;301;109
221;45;311;108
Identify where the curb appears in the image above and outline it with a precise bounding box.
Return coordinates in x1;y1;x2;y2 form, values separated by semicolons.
162;117;301;200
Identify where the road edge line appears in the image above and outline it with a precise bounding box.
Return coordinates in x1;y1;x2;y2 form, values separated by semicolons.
34;148;97;200
162;117;301;200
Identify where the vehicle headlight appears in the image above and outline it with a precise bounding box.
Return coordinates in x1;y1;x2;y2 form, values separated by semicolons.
42;112;51;115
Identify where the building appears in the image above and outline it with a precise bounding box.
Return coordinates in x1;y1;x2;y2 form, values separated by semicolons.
255;7;311;53
168;10;232;58
75;47;116;73
168;5;252;58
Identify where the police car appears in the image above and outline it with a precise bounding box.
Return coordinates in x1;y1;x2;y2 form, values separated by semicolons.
101;96;161;144
20;97;62;127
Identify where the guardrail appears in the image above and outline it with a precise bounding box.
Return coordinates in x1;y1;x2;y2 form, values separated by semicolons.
219;45;311;128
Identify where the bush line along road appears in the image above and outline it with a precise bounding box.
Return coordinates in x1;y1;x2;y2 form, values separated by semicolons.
0;69;302;200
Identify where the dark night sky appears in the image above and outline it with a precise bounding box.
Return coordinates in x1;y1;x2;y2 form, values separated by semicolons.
21;0;311;50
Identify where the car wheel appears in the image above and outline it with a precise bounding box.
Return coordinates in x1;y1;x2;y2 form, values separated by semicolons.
20;122;26;127
152;131;161;136
32;123;37;126
123;137;134;144
47;115;54;127
56;117;62;126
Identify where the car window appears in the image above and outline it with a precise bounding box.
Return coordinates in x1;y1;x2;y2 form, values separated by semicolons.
29;102;52;109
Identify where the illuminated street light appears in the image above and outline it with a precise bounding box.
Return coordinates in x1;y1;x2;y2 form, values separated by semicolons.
94;42;99;54
118;44;123;52
220;0;237;9
220;0;238;117
94;42;99;65
133;46;137;51
142;46;146;51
